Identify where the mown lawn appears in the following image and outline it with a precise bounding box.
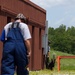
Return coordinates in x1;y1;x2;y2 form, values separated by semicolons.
30;69;75;75
50;50;75;70
29;50;75;75
14;69;75;75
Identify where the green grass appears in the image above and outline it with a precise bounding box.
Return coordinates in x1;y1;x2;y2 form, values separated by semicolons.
15;70;75;75
29;50;75;75
49;49;75;70
30;69;75;75
30;69;52;75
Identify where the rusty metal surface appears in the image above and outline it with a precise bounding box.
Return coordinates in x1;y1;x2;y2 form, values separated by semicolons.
0;0;46;26
0;0;46;71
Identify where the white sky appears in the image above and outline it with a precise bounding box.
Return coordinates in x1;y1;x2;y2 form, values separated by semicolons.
30;0;75;28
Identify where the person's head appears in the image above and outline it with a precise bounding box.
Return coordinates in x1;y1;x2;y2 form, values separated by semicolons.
48;41;51;45
15;13;26;23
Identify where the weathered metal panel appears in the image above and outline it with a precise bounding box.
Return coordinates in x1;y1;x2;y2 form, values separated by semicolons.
0;15;7;72
0;0;46;26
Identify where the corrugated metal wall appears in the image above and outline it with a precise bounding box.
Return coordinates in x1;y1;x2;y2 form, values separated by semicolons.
0;0;46;71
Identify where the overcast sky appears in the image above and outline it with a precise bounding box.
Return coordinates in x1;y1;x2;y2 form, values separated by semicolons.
30;0;75;28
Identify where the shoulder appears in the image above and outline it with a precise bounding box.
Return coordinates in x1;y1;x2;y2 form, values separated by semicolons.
20;22;28;27
19;22;28;29
4;22;12;29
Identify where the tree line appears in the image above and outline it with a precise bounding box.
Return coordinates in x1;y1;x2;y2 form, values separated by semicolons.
48;24;75;54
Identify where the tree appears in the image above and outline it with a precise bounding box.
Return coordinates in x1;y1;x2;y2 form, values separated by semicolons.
48;24;75;54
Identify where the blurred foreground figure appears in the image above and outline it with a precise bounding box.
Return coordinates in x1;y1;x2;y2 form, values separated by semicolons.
0;13;31;75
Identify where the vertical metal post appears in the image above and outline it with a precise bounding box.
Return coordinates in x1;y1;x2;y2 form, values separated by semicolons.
44;20;48;55
57;56;60;71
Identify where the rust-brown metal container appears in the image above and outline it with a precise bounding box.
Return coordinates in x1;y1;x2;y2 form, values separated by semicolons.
0;0;46;71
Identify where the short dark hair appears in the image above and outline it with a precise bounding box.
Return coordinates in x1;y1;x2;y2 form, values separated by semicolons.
48;41;51;44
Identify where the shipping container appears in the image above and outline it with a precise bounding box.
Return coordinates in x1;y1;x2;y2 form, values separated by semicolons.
0;0;46;71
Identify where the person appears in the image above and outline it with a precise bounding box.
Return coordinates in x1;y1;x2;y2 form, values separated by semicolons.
48;53;56;70
0;13;31;75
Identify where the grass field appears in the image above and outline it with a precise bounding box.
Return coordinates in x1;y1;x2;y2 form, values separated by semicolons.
50;50;75;70
30;50;75;75
30;69;75;75
14;70;75;75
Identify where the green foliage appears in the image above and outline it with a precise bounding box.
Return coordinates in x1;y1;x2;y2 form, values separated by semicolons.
48;24;75;54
